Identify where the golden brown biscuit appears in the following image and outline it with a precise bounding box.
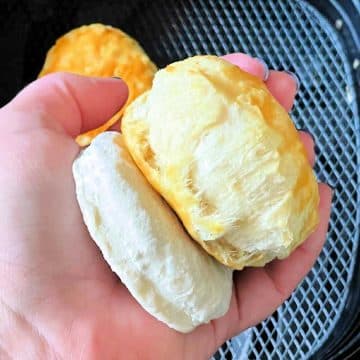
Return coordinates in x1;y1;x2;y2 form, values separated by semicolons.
122;55;320;270
39;23;157;146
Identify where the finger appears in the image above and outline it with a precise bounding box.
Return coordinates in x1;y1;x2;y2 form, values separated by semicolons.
108;118;122;132
265;70;299;111
2;72;128;137
298;183;332;255
222;53;268;80
230;183;332;334
298;131;315;167
76;111;123;146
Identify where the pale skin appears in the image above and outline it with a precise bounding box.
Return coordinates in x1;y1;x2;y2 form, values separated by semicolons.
0;54;332;359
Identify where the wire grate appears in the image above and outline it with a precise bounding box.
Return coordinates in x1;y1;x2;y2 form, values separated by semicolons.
126;0;359;358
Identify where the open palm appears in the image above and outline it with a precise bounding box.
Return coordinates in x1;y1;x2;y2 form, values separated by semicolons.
0;55;331;360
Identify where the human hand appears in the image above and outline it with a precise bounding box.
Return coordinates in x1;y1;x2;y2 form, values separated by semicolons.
0;54;332;360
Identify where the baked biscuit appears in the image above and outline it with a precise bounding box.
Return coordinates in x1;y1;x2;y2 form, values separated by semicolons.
122;55;320;269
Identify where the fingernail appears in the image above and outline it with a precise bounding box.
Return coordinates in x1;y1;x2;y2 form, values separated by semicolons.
284;70;300;92
297;128;315;142
112;76;122;80
254;57;269;81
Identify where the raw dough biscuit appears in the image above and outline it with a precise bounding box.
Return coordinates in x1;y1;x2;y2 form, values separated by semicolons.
39;23;157;146
72;132;233;332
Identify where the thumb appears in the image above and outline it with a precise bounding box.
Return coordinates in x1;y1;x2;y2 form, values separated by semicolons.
1;72;128;137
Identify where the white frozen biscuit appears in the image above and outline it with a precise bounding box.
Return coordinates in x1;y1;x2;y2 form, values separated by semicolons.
72;132;233;333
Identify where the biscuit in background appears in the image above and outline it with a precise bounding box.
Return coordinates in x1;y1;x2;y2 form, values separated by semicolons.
39;23;157;146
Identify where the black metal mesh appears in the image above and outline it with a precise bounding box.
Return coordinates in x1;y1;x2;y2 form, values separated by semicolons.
0;0;359;359
124;1;359;358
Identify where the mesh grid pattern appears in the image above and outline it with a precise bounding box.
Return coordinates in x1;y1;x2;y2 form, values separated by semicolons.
124;0;359;359
1;0;358;359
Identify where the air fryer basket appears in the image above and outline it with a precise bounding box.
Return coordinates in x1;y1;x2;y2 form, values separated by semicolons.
0;1;359;359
